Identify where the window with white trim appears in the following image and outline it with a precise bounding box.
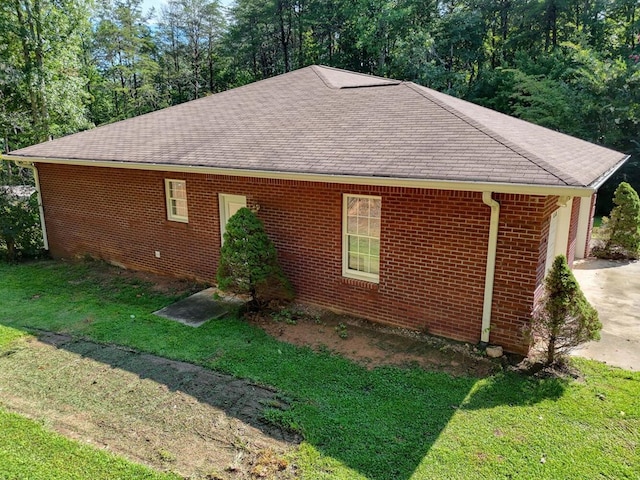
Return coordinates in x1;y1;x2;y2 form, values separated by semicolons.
343;194;381;282
165;179;188;222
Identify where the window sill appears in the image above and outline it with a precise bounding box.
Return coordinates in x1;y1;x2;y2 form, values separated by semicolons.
341;276;379;290
164;220;189;230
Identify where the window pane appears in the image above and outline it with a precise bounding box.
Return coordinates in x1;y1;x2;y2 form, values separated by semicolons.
370;257;380;274
370;239;380;256
348;253;359;270
176;202;187;217
362;256;371;273
357;198;370;216
369;218;380;237
171;182;185;198
357;237;369;255
348;236;358;253
371;198;381;216
357;217;369;236
348;216;357;234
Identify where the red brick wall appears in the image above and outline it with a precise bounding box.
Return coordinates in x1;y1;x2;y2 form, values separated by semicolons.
491;194;555;352
566;196;581;265
37;163;549;354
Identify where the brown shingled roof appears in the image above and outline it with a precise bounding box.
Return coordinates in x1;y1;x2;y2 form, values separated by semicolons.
7;65;626;187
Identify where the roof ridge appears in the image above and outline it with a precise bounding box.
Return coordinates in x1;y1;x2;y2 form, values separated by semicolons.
404;82;577;187
310;65;333;89
312;65;401;89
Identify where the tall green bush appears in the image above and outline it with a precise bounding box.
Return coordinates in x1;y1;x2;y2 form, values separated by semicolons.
530;255;601;365
598;182;640;259
217;207;293;310
0;189;44;262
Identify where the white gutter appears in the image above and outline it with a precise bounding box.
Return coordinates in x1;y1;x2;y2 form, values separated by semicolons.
481;191;500;344
13;160;49;250
590;154;631;190
2;154;599;198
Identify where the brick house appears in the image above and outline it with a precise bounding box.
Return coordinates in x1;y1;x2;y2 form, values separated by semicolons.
4;66;627;354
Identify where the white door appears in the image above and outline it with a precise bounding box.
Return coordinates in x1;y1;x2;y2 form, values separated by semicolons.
219;194;247;245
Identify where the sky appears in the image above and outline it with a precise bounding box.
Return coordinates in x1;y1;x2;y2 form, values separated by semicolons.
141;0;231;17
141;0;167;16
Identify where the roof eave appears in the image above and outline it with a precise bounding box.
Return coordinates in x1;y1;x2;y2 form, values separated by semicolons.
2;154;596;197
589;154;631;190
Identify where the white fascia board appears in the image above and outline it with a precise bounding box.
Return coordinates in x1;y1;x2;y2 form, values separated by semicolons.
2;154;597;197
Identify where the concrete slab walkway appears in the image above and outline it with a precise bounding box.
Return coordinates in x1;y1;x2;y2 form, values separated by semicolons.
154;287;243;327
572;258;640;371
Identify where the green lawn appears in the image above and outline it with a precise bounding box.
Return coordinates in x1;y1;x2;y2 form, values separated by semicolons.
0;408;180;480
0;260;638;479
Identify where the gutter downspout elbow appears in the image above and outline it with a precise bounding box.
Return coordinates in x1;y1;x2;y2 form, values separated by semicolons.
11;159;49;251
481;191;500;344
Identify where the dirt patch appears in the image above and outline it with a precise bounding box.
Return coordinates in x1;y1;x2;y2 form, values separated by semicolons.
0;333;299;479
249;304;499;378
70;258;207;296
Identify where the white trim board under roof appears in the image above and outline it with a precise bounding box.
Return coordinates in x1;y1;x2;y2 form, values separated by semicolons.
3;155;624;198
4;65;628;191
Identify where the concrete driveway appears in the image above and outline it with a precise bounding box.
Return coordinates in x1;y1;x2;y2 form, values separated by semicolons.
572;258;640;371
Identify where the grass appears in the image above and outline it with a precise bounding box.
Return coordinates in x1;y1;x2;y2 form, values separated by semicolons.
0;327;181;480
0;260;639;479
0;405;179;480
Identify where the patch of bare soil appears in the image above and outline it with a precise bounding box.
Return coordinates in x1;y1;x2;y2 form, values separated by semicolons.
71;258;207;296
0;333;300;479
249;304;499;378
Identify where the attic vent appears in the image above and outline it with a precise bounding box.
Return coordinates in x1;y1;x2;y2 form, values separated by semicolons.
313;65;401;89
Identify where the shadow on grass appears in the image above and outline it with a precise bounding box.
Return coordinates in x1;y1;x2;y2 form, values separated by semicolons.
0;261;569;480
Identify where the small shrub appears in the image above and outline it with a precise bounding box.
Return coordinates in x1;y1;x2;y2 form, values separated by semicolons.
595;182;640;259
271;308;297;324
335;322;348;339
217;207;293;310
529;255;601;365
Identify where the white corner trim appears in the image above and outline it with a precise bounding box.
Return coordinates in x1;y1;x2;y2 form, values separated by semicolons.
481;192;500;344
574;196;593;260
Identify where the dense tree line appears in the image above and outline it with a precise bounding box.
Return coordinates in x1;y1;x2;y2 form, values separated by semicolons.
1;0;639;212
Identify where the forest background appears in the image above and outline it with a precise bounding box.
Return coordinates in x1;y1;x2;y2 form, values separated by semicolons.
1;0;639;214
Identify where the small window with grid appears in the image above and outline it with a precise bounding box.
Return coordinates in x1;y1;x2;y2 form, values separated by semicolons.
165;179;188;222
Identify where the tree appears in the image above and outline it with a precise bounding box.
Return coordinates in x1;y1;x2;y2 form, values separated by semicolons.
0;189;43;262
0;0;92;148
598;182;640;259
217;207;293;310
91;0;162;122
530;255;601;365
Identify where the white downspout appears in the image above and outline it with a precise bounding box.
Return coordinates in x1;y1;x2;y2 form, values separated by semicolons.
13;160;49;250
481;192;500;344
